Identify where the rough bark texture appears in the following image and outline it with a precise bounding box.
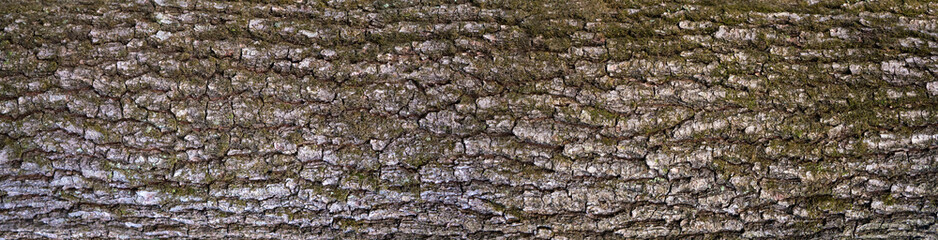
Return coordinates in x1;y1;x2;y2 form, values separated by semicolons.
1;0;938;239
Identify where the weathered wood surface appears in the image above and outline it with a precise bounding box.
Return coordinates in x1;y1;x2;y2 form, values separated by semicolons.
1;0;938;239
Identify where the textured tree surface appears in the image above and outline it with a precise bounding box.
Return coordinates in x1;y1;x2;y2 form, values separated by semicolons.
2;0;938;239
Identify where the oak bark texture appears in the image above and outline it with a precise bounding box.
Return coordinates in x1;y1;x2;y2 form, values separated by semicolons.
2;0;938;239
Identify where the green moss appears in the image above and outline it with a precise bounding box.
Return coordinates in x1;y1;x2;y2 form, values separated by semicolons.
403;154;432;169
214;133;231;157
802;161;834;176
808;195;852;213
518;163;546;179
337;218;364;231
485;199;526;221
349;169;380;189
521;18;578;38
112;204;134;218
881;193;896;206
365;32;420;47
761;179;780;193
1;137;24;162
313;185;349;202
398;179;421;196
543;37;572;52
712;158;750;179
791;220;824;235
585;106;618;121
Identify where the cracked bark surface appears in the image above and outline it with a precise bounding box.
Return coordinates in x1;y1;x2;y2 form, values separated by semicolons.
2;0;938;239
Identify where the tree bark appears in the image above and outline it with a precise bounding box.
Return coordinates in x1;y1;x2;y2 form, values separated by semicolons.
1;0;937;239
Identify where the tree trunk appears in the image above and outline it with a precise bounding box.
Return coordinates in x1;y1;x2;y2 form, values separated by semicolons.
1;0;937;239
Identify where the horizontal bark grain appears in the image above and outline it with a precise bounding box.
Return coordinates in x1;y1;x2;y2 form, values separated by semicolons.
1;0;938;239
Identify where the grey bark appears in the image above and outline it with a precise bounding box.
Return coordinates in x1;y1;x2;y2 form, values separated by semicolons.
1;0;938;239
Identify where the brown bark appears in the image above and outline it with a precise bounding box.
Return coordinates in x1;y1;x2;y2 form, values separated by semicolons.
1;0;937;239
